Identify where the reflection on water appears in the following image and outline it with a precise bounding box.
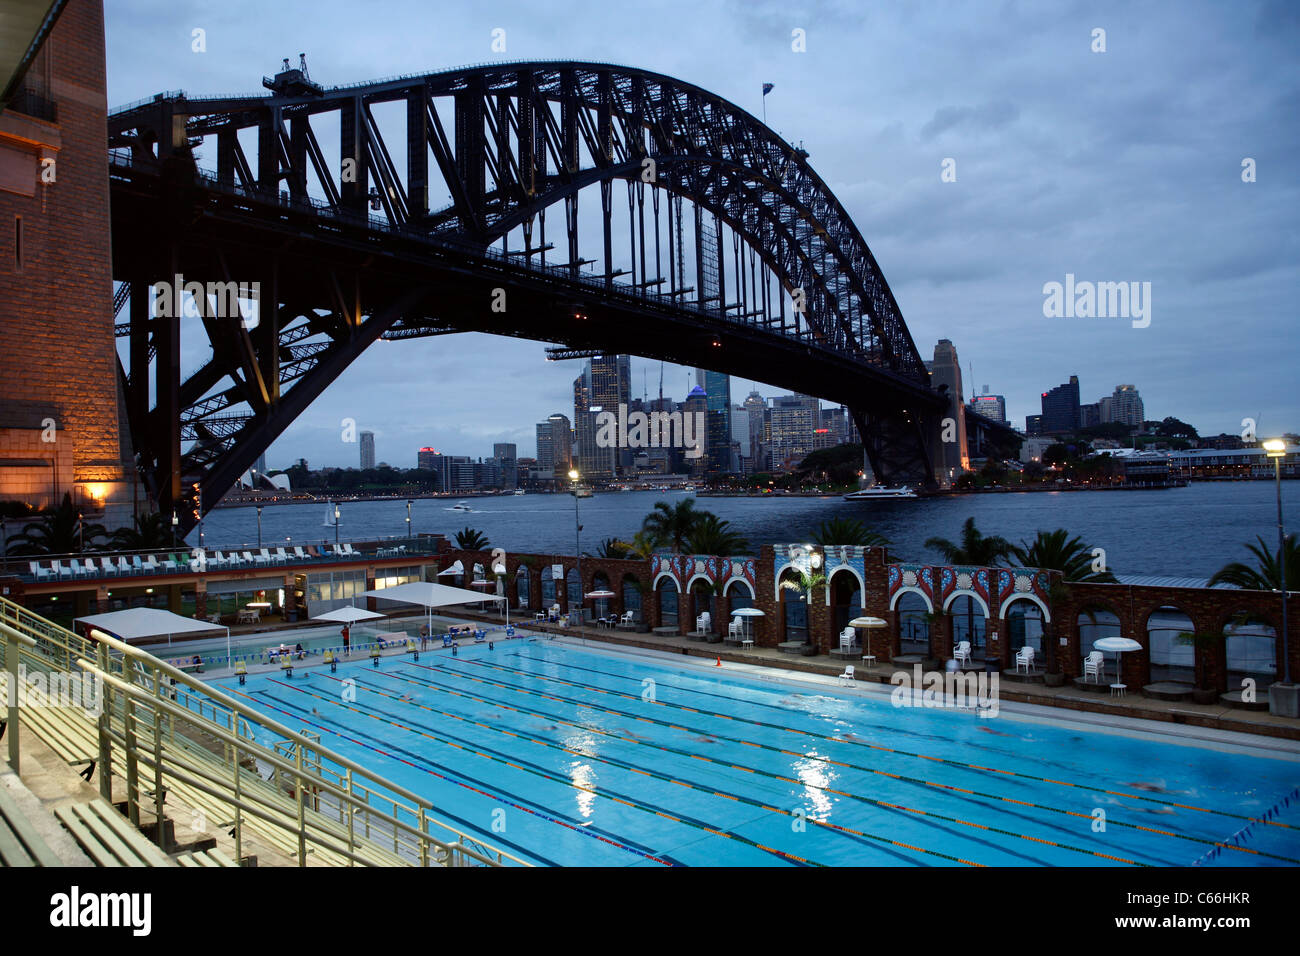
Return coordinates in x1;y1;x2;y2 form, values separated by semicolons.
199;482;1291;579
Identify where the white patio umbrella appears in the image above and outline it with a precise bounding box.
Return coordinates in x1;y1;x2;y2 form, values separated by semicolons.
312;605;385;644
849;615;887;660
731;606;765;643
362;580;505;639
586;589;616;620
1093;636;1143;685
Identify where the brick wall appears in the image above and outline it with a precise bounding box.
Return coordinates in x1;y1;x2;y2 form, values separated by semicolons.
0;0;131;525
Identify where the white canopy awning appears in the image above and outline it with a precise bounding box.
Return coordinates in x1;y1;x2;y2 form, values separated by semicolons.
75;607;225;644
362;581;505;608
311;606;386;623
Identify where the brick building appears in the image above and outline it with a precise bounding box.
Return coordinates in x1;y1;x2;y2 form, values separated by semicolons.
0;0;133;526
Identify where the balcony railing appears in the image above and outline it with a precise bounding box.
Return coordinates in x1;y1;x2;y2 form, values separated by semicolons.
7;86;57;123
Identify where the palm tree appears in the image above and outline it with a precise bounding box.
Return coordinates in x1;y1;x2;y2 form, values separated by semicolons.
5;493;107;555
684;514;749;556
924;517;1014;566
109;511;181;551
592;537;632;559
454;527;490;550
624;530;660;560
641;498;705;552
811;517;889;548
1012;529;1116;583
1209;536;1300;591
781;569;828;644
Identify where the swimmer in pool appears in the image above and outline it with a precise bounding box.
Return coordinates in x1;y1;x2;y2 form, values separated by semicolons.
976;725;1014;737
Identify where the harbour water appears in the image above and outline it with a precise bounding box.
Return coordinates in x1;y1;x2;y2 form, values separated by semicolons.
197;481;1292;581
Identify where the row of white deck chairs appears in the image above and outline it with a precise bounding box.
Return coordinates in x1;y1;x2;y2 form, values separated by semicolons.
27;543;364;580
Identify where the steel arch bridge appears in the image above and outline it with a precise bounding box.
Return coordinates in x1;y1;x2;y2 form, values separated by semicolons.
107;60;945;531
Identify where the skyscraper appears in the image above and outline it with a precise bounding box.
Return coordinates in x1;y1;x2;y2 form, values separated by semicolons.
695;369;732;475
536;414;572;473
1102;384;1144;429
928;339;971;481
493;442;518;489
742;391;766;466
1041;375;1081;434
970;389;1007;425
359;431;375;469
768;394;819;470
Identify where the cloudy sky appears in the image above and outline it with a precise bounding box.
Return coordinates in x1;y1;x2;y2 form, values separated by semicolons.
105;0;1299;469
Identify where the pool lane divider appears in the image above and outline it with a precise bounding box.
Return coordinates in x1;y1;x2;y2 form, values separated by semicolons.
308;674;989;868
484;652;1299;833
385;664;1297;865
250;680;821;868
220;685;654;867
371;669;1152;866
278;675;982;867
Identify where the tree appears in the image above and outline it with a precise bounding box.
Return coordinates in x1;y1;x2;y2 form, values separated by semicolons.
684;514;749;556
5;493;107;555
592;537;632;559
110;511;182;551
623;530;659;560
641;498;705;552
454;527;490;550
1208;536;1299;591
924;517;1014;566
794;443;864;487
811;517;889;548
1012;529;1117;582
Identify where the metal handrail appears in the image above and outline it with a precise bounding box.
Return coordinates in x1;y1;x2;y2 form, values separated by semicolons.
0;595;531;866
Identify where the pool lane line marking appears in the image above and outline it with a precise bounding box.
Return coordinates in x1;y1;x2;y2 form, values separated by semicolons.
369;670;1153;866
383;665;1297;865
324;676;985;869
481;654;1299;832
220;685;655;867
296;674;972;868
257;680;817;868
306;675;987;868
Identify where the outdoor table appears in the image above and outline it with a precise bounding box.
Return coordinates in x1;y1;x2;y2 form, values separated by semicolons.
1110;683;1127;697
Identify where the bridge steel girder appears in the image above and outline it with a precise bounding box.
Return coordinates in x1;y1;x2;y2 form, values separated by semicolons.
108;62;948;521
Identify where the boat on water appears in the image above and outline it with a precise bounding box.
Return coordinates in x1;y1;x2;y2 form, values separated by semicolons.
449;500;473;512
513;489;526;496
682;483;697;493
843;485;917;500
570;486;594;498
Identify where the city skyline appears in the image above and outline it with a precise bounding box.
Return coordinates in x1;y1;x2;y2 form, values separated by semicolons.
101;0;1300;469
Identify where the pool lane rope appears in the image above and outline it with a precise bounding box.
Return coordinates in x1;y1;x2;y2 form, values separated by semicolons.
244;681;826;867
387;663;1297;865
367;670;1147;866
485;652;1300;834
271;676;983;867
221;685;661;867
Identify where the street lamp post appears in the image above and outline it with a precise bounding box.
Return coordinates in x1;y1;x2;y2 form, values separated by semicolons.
334;503;341;547
256;505;263;550
569;468;582;624
1264;440;1290;688
406;499;413;541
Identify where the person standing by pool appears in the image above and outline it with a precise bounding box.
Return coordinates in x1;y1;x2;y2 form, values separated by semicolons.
420;624;429;651
341;624;350;656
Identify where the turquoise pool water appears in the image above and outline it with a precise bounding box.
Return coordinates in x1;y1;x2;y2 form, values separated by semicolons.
212;637;1300;867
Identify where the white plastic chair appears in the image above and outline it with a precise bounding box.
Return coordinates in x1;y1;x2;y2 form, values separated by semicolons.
1015;646;1035;674
241;551;256;566
839;626;855;652
130;555;144;573
81;558;96;577
143;555;160;573
839;665;855;685
29;561;52;581
100;557;117;576
116;556;132;575
294;547;308;560
953;641;972;667
275;547;290;562
1084;651;1105;682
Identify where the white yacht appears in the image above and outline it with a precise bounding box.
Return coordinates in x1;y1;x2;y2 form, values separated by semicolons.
843;485;917;500
449;501;473;512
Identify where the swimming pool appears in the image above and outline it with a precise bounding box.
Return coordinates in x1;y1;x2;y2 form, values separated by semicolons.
212;637;1300;867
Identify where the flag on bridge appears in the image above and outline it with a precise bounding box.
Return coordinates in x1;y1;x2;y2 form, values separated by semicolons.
762;83;774;96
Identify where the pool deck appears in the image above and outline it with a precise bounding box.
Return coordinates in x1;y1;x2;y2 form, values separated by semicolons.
181;609;1300;746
